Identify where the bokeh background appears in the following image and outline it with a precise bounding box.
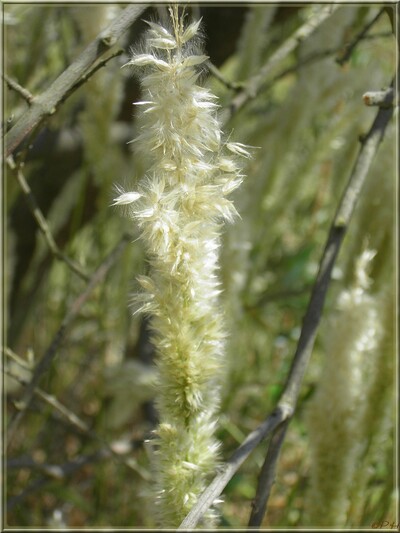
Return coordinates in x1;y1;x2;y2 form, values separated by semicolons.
4;3;397;528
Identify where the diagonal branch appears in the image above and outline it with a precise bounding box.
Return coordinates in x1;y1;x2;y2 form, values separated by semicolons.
336;8;385;65
59;48;124;105
247;86;394;528
6;234;131;445
178;404;292;529
3;73;35;105
7;156;89;281
4;363;148;478
4;4;148;157
248;421;289;526
225;4;339;123
178;84;394;529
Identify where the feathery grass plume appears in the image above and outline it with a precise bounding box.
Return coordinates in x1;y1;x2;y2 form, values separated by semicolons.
114;5;249;527
303;249;386;527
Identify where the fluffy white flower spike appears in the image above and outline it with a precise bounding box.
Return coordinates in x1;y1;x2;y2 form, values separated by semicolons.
117;5;248;526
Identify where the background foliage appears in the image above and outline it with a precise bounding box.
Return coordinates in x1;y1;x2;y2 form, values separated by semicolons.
4;3;396;528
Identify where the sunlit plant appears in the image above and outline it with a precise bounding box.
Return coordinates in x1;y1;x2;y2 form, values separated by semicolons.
113;5;249;526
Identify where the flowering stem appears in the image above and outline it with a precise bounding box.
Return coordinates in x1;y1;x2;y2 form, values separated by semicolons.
115;6;249;526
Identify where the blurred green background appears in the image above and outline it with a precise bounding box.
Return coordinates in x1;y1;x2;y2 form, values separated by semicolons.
4;3;396;528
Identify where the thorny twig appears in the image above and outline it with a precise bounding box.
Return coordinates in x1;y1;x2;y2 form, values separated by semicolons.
4;4;148;157
6;235;131;445
178;82;394;530
7;156;89;281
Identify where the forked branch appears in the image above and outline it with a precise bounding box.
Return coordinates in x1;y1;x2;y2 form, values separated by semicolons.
4;4;147;157
179;84;394;530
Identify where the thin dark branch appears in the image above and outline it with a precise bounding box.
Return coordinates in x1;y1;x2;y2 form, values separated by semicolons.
211;31;390;95
280;91;394;408
178;405;291;529
7;452;107;477
7;156;89;281
336;8;385;65
4;4;148;157
3;73;35;104
60;48;124;105
225;4;339;123
262;32;392;94
248;421;289;527
4;364;148;477
205;60;244;91
7;451;106;511
178;85;394;529
6;235;131;445
247;88;394;526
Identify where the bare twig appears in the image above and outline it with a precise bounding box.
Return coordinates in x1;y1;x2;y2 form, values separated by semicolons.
7;451;108;477
178;86;394;529
6;235;131;444
336;8;385;65
278;87;394;409
4;364;148;478
245;13;398;525
60;48;124;105
245;90;394;527
205;60;244;91
248;421;289;526
226;4;339;122
4;4;148;157
7;156;89;281
3;346;32;370
178;405;291;529
210;30;390;96
7;451;106;511
3;73;35;104
363;86;396;107
262;32;392;94
5;365;89;432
